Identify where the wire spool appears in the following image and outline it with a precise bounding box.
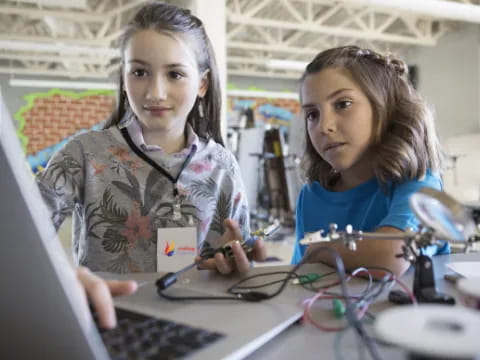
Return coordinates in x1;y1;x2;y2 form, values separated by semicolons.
374;305;480;359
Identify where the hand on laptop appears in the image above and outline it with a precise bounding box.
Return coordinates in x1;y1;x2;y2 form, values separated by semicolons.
76;267;138;329
199;219;267;274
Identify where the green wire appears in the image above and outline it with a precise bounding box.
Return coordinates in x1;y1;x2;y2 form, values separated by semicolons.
292;273;324;284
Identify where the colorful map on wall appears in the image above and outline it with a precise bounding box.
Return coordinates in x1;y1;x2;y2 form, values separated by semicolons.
15;89;115;172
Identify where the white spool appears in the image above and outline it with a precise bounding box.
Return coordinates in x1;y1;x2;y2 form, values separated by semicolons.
375;305;480;359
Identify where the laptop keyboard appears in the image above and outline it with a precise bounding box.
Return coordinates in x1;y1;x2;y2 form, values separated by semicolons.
95;307;225;360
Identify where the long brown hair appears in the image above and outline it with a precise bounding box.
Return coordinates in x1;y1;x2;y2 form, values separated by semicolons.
104;1;224;145
300;45;442;188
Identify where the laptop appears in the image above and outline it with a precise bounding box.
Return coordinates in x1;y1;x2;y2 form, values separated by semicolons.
0;92;304;360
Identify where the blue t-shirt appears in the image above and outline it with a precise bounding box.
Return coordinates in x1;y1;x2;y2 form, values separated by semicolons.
292;172;450;264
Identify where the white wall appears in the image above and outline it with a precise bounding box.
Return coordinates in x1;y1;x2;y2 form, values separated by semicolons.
405;23;480;201
405;23;480;140
0;74;40;119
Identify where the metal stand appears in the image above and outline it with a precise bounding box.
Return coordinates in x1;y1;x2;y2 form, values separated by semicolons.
300;224;461;306
389;254;455;305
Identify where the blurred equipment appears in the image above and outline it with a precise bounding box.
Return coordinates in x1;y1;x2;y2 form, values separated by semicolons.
262;128;295;226
301;187;480;305
375;305;480;360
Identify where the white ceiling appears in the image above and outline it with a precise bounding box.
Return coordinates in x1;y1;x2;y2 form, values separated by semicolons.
0;0;479;81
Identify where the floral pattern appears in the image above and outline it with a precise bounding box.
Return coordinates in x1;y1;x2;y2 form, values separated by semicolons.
121;205;152;248
37;127;249;273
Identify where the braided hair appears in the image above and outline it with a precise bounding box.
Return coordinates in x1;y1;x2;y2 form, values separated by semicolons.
299;45;442;189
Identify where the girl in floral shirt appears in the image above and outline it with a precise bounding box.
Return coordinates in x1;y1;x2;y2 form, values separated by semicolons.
37;2;265;274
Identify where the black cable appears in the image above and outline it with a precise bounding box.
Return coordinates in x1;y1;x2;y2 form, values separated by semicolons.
227;271;300;291
155;245;384;359
299;248;383;360
226;249;347;301
157;286;272;302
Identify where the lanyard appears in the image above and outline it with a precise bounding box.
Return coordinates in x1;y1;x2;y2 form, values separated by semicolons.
120;127;197;219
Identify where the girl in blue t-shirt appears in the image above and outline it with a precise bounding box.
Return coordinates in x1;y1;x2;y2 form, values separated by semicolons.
294;46;446;277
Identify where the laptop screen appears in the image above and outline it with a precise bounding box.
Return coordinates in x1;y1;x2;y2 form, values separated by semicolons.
0;90;109;360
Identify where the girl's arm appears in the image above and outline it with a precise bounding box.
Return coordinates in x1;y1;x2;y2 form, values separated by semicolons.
36;139;85;231
304;226;410;278
303;174;443;278
200;150;266;273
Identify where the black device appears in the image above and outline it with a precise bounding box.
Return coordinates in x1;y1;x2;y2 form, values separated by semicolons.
155;238;257;291
156;222;280;291
389;254;455;305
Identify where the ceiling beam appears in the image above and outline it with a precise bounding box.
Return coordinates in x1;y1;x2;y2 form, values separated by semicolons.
228;14;437;45
340;0;480;24
0;66;109;78
0;34;110;47
0;6;104;22
0;53;111;65
228;41;320;55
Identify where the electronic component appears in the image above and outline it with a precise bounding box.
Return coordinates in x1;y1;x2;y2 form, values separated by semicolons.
332;299;346;318
156;221;281;291
202;220;280;261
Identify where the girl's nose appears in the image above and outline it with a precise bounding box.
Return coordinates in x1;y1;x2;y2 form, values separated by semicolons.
146;77;167;101
318;111;336;134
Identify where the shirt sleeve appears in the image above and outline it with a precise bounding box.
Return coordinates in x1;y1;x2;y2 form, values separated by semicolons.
228;152;250;240
377;173;442;230
36;139;85;231
204;149;251;248
377;172;450;255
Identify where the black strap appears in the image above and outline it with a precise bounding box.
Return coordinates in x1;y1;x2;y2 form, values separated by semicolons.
120;127;197;196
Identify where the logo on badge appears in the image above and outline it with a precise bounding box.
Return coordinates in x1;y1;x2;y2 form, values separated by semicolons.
164;241;175;256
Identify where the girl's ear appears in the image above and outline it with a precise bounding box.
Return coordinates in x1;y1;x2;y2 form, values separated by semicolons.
198;69;210;98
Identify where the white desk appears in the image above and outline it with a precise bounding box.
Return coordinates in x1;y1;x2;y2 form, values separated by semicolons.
247;253;477;359
109;252;478;359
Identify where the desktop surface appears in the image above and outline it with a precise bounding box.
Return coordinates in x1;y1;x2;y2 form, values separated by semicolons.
103;266;309;360
247;253;474;360
105;253;477;360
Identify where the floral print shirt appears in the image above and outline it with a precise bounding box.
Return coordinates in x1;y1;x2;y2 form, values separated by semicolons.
37;123;249;273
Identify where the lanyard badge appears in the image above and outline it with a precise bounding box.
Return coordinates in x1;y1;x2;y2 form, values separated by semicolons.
120;128;197;221
173;197;182;221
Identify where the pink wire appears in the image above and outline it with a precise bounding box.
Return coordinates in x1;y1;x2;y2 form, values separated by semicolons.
351;268;418;305
301;268;417;332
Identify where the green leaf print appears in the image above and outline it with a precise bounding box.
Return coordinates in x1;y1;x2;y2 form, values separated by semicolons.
210;191;231;234
190;178;219;205
143;169;169;215
47;154;82;196
102;228;128;253
100;189;128;224
112;167;142;204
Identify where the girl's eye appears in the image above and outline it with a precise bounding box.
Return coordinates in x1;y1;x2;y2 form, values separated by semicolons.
168;71;184;80
305;109;319;122
132;69;148;77
335;100;352;110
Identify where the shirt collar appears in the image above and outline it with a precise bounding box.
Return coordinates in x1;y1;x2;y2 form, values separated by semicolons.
118;110;199;154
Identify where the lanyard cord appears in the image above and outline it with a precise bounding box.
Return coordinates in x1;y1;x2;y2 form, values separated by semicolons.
120;127;197;196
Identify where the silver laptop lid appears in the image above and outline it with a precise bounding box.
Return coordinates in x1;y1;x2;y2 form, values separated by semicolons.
0;91;109;360
0;90;304;360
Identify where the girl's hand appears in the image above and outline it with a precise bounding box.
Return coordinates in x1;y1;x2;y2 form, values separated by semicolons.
199;219;267;274
77;266;138;329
